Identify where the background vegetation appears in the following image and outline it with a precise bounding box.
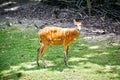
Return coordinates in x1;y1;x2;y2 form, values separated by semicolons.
0;0;120;19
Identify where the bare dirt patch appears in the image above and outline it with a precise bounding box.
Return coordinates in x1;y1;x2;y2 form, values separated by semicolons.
0;1;120;43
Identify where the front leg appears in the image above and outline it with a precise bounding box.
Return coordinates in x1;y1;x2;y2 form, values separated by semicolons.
64;45;69;66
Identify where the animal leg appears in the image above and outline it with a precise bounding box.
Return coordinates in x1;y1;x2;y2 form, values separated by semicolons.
37;43;45;66
37;47;41;66
64;45;69;66
40;43;49;68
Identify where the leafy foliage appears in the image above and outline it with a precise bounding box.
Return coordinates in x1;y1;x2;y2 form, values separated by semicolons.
41;0;120;19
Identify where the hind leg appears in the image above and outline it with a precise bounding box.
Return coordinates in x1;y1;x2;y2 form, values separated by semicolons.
64;44;69;66
37;47;41;66
37;43;49;68
37;44;45;66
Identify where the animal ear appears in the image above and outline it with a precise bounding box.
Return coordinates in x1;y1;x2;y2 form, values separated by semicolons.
73;19;83;25
73;19;76;22
80;21;83;24
73;19;77;25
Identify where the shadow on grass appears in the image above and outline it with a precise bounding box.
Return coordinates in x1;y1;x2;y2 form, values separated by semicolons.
0;71;22;80
83;45;120;79
88;52;120;66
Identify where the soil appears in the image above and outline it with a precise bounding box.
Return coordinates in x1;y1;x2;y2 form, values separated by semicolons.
0;1;120;43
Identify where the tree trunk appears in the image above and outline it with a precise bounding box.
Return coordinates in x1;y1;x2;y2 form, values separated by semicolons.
87;0;92;16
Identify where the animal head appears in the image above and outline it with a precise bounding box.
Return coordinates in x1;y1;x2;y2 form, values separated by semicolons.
73;19;82;31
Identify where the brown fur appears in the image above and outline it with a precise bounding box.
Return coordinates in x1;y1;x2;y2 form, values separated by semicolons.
38;26;80;45
37;20;82;68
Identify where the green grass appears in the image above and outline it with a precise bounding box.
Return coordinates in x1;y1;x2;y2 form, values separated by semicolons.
0;26;120;80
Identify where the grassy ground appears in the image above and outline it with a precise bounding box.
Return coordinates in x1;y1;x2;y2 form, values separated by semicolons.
0;26;120;80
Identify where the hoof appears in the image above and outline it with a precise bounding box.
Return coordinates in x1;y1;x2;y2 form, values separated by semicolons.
37;62;40;67
44;65;47;68
64;61;68;66
65;63;68;66
37;64;39;67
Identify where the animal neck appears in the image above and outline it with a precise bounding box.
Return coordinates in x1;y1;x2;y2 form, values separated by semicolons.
74;28;80;37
